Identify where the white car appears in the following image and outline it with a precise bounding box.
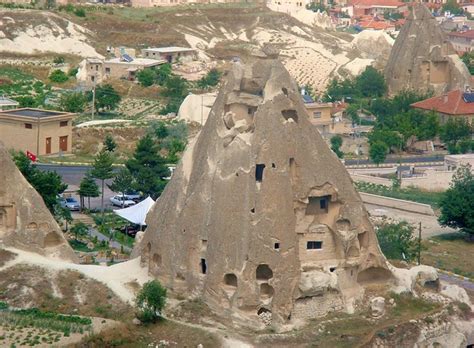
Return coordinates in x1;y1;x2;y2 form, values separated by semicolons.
110;195;136;207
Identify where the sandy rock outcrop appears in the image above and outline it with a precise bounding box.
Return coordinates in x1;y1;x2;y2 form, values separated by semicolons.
177;93;217;125
384;4;471;96
133;57;391;326
352;30;394;61
370;297;385;317
390;265;439;294
0;142;77;262
441;284;472;306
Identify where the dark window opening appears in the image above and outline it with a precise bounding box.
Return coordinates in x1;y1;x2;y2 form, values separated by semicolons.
306;196;330;215
274;242;280;250
24;123;32;129
330;267;336;272
307;241;323;250
236;172;239;176
282;87;288;96
320;198;327;210
248;106;257;115
200;258;207;274
351;270;354;276
255;164;265;182
271;163;276;168
281;109;298;123
224;273;237;287
256;264;273;280
250;208;255;213
60;121;68;127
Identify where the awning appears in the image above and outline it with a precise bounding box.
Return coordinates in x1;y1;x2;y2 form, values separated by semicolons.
113;196;155;226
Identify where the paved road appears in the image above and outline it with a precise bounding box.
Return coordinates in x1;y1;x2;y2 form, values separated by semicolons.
88;226;132;253
439;273;474;291
345;154;444;166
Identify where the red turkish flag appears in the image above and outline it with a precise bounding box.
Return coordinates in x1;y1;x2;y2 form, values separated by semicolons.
26;150;37;162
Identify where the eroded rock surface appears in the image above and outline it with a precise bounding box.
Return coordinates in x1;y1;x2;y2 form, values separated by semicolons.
384;4;471;96
133;57;391;326
0;142;77;262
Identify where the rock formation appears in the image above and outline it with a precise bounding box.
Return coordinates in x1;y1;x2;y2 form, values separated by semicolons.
384;4;471;96
0;142;77;262
133;57;391;326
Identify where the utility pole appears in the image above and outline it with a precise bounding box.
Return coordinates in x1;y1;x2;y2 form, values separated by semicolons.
418;222;422;265
91;74;96;120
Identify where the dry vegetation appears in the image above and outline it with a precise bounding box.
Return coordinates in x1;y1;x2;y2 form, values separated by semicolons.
0;249;16;267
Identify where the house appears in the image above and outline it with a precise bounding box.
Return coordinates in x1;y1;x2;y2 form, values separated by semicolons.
410;89;474;124
0;97;19;111
447;30;474;54
141;47;196;63
0;108;75;156
303;96;351;134
81;56;165;86
444;154;474;171
347;0;407;17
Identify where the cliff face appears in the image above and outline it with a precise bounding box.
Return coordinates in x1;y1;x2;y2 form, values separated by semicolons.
133;58;390;326
0;142;77;262
385;4;471;96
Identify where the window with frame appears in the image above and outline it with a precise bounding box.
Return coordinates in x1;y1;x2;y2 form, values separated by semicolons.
24;123;32;129
60;121;68;127
307;241;323;250
313;111;321;119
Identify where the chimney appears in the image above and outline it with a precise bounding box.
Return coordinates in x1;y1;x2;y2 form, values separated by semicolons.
443;94;448;103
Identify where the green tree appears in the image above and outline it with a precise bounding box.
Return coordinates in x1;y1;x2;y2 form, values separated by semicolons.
155;63;172;86
74;7;86;17
438;164;474;238
369;141;388;166
12;151;67;213
70;222;89;240
162;75;188;99
461;51;474;75
154;122;169;139
126;134;170;199
59;92;87;113
54;204;72;232
92;84;121;111
108;168;134;207
137;68;156;87
103;134;117;152
442;0;464;15
330;135;344;158
324;77;356;101
49;70;69;83
91;150;115;220
440;118;472;152
78;171;100;210
136;280;167;323
376;221;418;261
355;66;387;98
197;69;221;89
53;56;65;65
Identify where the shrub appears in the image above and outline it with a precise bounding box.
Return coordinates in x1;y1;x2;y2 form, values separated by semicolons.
74;7;86;17
53;56;65;65
136;280;167;323
68;67;79;77
49;70;68;83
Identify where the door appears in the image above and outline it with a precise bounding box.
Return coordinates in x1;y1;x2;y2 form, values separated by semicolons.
45;137;51;154
59;136;68;152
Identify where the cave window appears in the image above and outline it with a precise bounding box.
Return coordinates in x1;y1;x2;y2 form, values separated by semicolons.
274;242;280;250
320;198;327;211
200;258;207;274
250;208;255;213
330;267;336;272
255;164;265;182
307;241;323;250
282;87;288;96
248;106;257;115
305;196;330;215
256;264;273;280
271;163;276;168
281;109;298;123
224;273;238;287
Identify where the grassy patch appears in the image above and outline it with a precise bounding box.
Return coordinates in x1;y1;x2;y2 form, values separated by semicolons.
422;233;474;279
355;181;443;208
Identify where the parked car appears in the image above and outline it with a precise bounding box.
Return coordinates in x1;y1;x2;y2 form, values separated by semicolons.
59;197;81;211
119;224;141;237
123;191;142;202
110;195;136;207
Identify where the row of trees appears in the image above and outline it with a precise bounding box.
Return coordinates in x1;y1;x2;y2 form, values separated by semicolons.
59;84;122;113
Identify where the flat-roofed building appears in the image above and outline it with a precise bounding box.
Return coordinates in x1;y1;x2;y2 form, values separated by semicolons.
0;97;19;111
141;47;196;63
0;108;75;156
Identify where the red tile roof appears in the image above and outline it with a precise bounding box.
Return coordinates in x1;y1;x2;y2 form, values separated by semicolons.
411;89;474;115
358;20;395;30
447;30;474;39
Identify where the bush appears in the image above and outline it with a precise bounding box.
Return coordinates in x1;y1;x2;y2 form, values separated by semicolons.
53;56;65;65
74;7;86;17
68;66;79;77
377;221;419;261
136;280;167;323
49;69;68;83
137;68;156;87
0;301;8;310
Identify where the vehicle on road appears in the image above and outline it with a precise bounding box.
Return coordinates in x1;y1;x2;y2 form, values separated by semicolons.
59;197;81;211
123;191;142;202
110;195;136;207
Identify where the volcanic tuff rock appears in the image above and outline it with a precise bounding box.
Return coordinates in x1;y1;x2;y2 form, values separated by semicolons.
133;58;391;326
384;4;471;96
0;142;77;262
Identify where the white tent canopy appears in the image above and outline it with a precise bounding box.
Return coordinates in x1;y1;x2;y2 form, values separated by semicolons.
113;196;155;226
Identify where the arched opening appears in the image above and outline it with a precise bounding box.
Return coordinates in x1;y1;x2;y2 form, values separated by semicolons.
358;231;368;249
357;267;392;284
257;307;271;316
27;222;37;230
0;208;6;228
260;283;274;299
224;273;238;287
43;232;61;247
256;264;273;280
281;109;298;123
200;258;207;274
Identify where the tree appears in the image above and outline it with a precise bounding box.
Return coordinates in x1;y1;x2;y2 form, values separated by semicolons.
438;164;474;238
376;221;418;261
53;56;65;65
461;51;474;75
91;150;115;221
12;152;67;213
103;134;117;152
154;122;169;139
442;0;464;15
49;70;69;83
136;280;167;323
74;7;86;17
78;171;100;210
70;222;89;240
440;118;472;153
330;135;344;158
355;66;387;98
197;69;221;89
369;141;388;166
155;63;172;86
59;92;87;113
108;168;134;207
126;134;170;199
162;75;188;99
54;204;72;232
137;68;156;87
92;84;121;111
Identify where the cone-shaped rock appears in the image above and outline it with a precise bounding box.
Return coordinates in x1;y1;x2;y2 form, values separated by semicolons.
133;58;390;325
0;142;77;262
385;4;470;96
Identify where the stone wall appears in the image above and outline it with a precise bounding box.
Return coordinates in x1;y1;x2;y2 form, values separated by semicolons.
293;292;344;319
